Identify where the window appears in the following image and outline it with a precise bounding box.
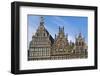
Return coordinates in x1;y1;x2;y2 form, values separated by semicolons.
41;48;42;51
29;52;31;56
33;48;34;51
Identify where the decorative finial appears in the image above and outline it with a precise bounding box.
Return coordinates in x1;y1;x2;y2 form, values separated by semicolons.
79;32;82;38
40;16;44;22
59;26;60;32
63;26;64;31
40;16;44;26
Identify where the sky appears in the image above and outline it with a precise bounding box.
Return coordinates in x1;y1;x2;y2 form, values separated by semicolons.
27;15;88;47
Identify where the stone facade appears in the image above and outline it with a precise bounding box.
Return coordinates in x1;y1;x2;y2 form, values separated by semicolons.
28;16;88;60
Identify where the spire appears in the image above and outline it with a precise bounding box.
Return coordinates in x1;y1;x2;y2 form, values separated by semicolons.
59;26;64;33
78;33;82;38
59;26;60;32
63;26;64;31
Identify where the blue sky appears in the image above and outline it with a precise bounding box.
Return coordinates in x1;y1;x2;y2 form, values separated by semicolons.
28;15;88;46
